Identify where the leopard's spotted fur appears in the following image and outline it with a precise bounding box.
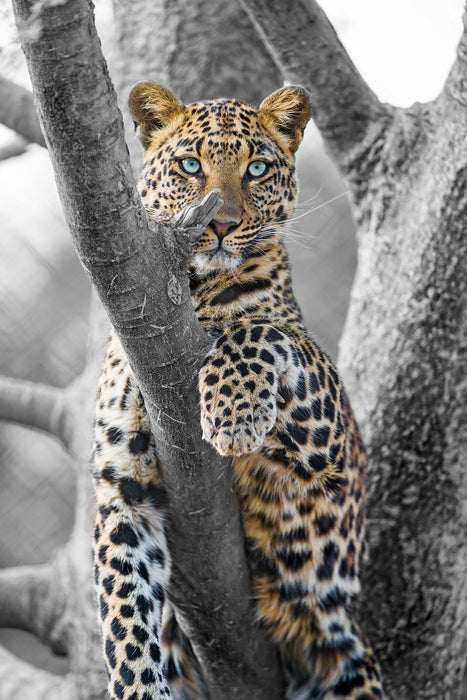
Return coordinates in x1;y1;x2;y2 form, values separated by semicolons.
93;82;386;700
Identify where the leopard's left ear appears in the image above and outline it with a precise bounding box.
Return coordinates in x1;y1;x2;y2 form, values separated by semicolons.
258;86;312;153
128;81;185;148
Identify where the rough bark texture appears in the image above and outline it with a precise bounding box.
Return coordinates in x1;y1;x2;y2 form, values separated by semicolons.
239;0;388;159
112;0;280;103
240;1;467;698
6;0;466;697
10;0;282;697
339;85;467;700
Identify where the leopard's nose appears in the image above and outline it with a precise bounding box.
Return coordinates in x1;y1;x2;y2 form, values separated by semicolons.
210;219;241;241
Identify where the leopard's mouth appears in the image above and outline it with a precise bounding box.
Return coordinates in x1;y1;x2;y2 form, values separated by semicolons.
193;222;273;273
193;248;243;273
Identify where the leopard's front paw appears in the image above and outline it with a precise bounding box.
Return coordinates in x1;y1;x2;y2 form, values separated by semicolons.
201;400;276;456
199;373;277;456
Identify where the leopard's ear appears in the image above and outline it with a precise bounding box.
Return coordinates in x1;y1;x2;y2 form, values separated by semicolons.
258;86;312;153
128;81;185;147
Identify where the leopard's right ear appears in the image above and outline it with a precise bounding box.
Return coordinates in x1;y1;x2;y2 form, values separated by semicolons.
128;82;185;148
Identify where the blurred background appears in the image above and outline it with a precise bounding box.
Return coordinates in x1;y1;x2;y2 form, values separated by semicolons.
0;0;463;676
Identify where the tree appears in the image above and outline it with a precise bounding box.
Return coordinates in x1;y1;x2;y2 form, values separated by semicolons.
0;299;109;700
2;0;466;698
1;0;285;698
239;1;467;697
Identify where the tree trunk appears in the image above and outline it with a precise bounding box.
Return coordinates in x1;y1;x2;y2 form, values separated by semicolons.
338;89;467;700
6;0;467;697
112;0;280;104
111;0;282;169
10;0;283;697
239;1;467;697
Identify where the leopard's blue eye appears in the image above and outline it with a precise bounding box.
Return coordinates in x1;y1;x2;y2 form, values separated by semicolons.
180;158;201;174
248;161;268;178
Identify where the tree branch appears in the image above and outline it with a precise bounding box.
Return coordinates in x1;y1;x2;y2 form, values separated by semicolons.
0;76;45;147
239;0;390;165
0;376;71;448
441;4;467;109
336;17;467;690
0;135;28;160
12;0;282;696
0;646;72;700
0;559;68;656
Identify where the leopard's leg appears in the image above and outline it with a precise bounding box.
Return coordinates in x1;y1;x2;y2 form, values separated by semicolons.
198;320;289;457
240;460;386;700
199;319;386;699
93;335;177;700
286;633;385;700
269;434;386;700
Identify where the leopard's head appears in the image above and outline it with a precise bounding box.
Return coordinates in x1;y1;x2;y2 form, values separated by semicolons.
129;82;311;273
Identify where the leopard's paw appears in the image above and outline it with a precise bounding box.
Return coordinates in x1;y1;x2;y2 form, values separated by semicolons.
200;393;277;457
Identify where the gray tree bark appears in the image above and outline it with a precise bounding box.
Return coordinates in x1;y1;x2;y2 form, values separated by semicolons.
7;0;283;698
5;0;466;698
111;0;282;169
239;1;467;698
112;0;280;103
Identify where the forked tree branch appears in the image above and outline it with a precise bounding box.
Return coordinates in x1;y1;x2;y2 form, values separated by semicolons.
441;4;467;108
0;646;72;700
0;76;45;146
12;0;282;696
0;376;71;448
239;0;390;166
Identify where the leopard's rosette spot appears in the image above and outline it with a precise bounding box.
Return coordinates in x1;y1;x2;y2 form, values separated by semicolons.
199;368;278;456
92;82;386;700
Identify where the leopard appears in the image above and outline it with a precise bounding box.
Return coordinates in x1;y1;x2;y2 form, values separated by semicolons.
92;81;386;700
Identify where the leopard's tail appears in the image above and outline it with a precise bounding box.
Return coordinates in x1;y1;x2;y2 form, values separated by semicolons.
93;335;207;700
287;636;386;700
161;605;207;700
93;335;173;699
93;468;173;700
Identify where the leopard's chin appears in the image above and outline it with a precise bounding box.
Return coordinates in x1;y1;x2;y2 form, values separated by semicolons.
193;249;243;273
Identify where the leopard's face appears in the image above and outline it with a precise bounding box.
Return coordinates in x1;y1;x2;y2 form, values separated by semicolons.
130;83;311;273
